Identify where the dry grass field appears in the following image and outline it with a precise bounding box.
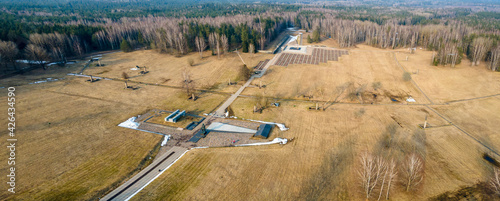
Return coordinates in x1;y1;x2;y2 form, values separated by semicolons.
395;50;500;103
130;44;500;200
84;50;274;93
1;41;499;200
245;48;429;104
133;99;497;200
0;52;237;200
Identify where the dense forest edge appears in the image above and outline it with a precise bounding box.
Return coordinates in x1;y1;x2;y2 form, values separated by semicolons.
1;0;500;75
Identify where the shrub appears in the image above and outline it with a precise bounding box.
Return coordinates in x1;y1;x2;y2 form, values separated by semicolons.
372;82;382;90
187;58;194;66
403;72;412;81
238;64;251;81
122;72;129;79
355;108;366;118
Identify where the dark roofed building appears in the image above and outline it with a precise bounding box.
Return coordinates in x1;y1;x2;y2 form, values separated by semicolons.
254;124;274;139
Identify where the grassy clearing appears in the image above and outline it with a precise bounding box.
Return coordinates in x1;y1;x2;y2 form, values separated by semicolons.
2;43;499;200
395;50;500;103
134;45;500;200
84;50;274;93
0;54;230;200
245;50;428;104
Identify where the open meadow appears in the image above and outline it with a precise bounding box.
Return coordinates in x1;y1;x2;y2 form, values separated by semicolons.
3;0;500;200
0;42;499;200
130;44;500;200
0;51;244;200
84;50;274;93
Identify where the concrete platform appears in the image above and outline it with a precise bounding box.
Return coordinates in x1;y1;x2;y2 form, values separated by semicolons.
207;122;257;133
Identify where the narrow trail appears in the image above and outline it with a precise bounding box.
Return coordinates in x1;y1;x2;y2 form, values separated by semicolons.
392;53;500;157
424;105;500;158
444;93;500;104
392;52;434;104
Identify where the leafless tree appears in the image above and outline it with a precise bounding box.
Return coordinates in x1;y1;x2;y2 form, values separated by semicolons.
175;33;187;56
209;33;221;59
402;153;424;192
359;152;387;200
249;43;255;57
491;167;500;195
0;40;19;69
195;36;206;59
258;15;266;50
384;159;397;200
216;34;221;59
72;38;85;58
182;68;195;97
471;37;491;66
122;72;129;79
208;33;216;55
489;45;500;71
221;34;229;55
24;44;50;69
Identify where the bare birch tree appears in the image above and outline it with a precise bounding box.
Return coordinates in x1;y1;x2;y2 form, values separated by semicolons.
215;33;221;59
182;68;194;97
491;167;500;195
258;15;266;50
249;43;255;57
359;152;387;200
402;153;424;192
221;34;229;55
0;40;19;70
489;45;500;71
209;33;216;56
195;36;206;59
385;159;397;200
176;33;187;55
471;37;491;66
25;44;50;69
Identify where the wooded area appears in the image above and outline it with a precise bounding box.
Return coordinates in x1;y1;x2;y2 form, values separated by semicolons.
1;1;500;72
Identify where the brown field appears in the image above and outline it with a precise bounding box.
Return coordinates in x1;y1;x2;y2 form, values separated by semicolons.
1;42;499;200
0;52;235;200
395;50;500;103
131;45;500;200
245;48;429;104
84;50;274;93
133;99;496;200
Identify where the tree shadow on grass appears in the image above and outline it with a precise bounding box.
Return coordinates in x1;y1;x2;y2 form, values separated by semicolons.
298;136;357;201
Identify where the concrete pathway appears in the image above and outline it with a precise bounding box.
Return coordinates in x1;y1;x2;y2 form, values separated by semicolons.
101;146;188;201
214;53;280;117
214;76;255;116
102;51;281;200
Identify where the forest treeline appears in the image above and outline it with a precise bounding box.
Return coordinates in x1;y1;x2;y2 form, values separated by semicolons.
1;2;500;72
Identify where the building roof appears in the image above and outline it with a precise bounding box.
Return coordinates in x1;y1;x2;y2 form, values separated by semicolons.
254;124;274;139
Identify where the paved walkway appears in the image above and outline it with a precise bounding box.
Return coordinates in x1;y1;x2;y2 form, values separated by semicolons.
214;76;255;116
214;53;280;117
101;51;282;200
101;146;188;201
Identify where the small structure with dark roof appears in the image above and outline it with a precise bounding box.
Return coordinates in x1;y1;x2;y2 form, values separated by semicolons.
254;124;274;139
